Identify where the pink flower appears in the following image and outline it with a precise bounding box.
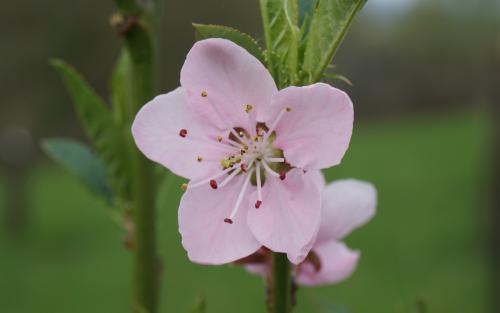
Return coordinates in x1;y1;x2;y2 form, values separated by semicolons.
131;38;354;265
245;177;377;286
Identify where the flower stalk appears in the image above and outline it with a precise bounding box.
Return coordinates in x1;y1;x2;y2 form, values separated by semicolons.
268;253;293;313
112;1;159;312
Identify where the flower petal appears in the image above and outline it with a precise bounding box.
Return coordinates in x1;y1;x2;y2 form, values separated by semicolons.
132;87;230;180
181;38;277;133
296;241;360;286
247;169;322;264
178;175;260;265
265;83;353;170
316;179;377;243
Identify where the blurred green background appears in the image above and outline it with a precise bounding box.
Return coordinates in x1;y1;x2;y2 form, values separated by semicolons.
0;0;499;312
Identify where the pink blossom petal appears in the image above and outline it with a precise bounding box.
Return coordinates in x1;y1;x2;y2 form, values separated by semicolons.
297;241;360;286
265;83;353;170
181;38;277;133
316;179;377;244
247;169;322;264
132;87;228;180
178;174;260;265
309;170;326;190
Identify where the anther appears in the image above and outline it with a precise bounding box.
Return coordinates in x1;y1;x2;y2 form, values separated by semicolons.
244;104;253;113
179;129;187;137
197;156;203;162
285;107;292;112
181;183;188;191
201;90;207;97
241;163;248;172
210;180;218;189
279;170;286;180
224;218;233;224
216;136;223;142
255;200;262;209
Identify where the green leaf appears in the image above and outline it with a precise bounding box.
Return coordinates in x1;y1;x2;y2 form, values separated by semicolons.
50;59;132;202
110;50;133;126
259;0;300;86
299;0;318;26
42;138;113;204
324;72;353;86
192;23;266;65
301;0;367;84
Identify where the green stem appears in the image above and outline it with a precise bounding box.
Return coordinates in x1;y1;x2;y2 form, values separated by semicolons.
112;1;159;312
268;253;292;313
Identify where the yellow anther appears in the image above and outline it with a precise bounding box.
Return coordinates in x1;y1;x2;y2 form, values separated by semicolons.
216;136;223;142
244;104;253;113
285;107;292;112
201;90;207;97
197;156;203;162
181;183;188;191
221;158;232;169
243;144;249;150
232;155;242;163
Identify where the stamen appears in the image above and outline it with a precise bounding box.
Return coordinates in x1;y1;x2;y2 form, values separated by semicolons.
226;169;254;222
188;167;233;189
244;104;253;113
261;160;280;178
216;136;223;142
227;138;245;148
201;90;207;97
264;107;291;141
256;162;263;208
188;136;240;153
218;166;242;188
265;157;285;163
179;129;187;137
196;156;203;162
224;218;233;224
210;180;218;189
279;170;286;180
181;183;188;191
240;163;248;172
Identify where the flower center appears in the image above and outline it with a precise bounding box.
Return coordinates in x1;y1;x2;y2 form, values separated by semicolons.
179;91;292;224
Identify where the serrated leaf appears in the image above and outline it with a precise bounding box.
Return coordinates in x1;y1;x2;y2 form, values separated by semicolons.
301;0;367;84
259;0;300;87
50;59;132;202
42;138;114;204
110;50;133;126
193;23;266;65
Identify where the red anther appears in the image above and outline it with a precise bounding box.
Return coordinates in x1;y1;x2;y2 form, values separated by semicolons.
255;200;262;209
224;218;233;224
179;129;187;137
240;163;248;172
210;180;218;189
279;170;286;180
